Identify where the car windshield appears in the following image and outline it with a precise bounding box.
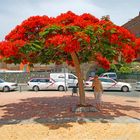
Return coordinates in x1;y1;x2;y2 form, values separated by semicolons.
100;74;104;77
0;79;5;83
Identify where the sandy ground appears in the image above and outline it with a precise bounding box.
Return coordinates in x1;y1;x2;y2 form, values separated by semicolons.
0;123;140;140
0;91;140;140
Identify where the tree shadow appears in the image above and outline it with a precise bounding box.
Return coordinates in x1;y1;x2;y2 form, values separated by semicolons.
0;95;140;129
125;100;137;103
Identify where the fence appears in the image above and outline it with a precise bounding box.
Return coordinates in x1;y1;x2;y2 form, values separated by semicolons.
0;71;50;83
0;72;140;84
117;73;140;83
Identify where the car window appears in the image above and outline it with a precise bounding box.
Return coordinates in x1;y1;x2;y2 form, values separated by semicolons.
39;79;49;83
100;74;103;77
68;75;76;79
30;79;39;82
103;74;108;77
0;79;5;83
99;78;106;82
58;75;65;78
108;74;116;78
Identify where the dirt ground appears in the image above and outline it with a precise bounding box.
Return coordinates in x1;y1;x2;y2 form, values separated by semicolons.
0;91;140;140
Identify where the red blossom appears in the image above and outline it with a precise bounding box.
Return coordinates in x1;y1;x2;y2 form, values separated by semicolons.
121;44;136;63
46;34;80;53
80;13;99;23
55;11;77;25
5;16;51;41
0;40;26;58
66;60;75;67
21;59;29;64
115;26;136;41
0;55;3;60
96;53;110;70
110;34;119;44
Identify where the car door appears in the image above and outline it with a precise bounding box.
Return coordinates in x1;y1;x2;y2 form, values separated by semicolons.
100;78;117;90
38;79;51;90
46;79;56;90
68;74;77;87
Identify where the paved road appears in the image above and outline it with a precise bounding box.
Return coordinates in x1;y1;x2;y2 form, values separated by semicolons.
17;84;140;98
86;89;140;98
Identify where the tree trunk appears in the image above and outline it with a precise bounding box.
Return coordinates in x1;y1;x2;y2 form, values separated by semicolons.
71;52;86;105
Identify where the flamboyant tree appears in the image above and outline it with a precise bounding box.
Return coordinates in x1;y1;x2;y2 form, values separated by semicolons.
0;11;138;105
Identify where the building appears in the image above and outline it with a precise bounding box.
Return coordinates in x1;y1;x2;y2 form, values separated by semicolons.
122;12;140;37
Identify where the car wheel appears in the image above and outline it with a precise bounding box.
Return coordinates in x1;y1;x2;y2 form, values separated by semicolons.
58;85;64;91
3;86;10;92
33;86;39;91
121;86;129;92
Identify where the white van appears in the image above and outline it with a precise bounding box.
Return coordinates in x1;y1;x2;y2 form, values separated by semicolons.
50;73;78;87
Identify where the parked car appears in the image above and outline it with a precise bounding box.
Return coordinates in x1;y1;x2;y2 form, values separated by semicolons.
0;78;18;92
100;72;117;80
85;77;132;92
27;78;68;91
135;81;140;90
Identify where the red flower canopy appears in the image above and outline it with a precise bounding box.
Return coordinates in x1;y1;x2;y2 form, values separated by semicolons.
0;11;138;69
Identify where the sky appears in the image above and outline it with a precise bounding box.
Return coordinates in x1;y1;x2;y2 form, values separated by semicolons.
0;0;140;41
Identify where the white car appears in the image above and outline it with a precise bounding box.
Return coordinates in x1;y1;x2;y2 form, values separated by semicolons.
27;78;68;91
135;81;140;90
0;78;18;92
85;77;132;92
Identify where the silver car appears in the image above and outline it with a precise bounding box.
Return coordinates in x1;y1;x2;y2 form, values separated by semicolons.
27;78;68;91
0;78;18;92
85;77;132;92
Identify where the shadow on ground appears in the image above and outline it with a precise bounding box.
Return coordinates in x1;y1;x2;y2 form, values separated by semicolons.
0;95;140;129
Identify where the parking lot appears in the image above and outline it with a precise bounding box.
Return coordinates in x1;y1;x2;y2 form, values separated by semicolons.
0;90;139;124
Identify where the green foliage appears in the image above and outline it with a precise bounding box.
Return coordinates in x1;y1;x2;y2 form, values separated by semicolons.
84;26;98;44
111;63;133;73
20;40;43;54
110;64;119;72
96;67;106;75
84;26;94;36
3;57;21;64
110;28;116;34
131;62;140;72
65;26;81;33
39;25;62;37
119;66;132;73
